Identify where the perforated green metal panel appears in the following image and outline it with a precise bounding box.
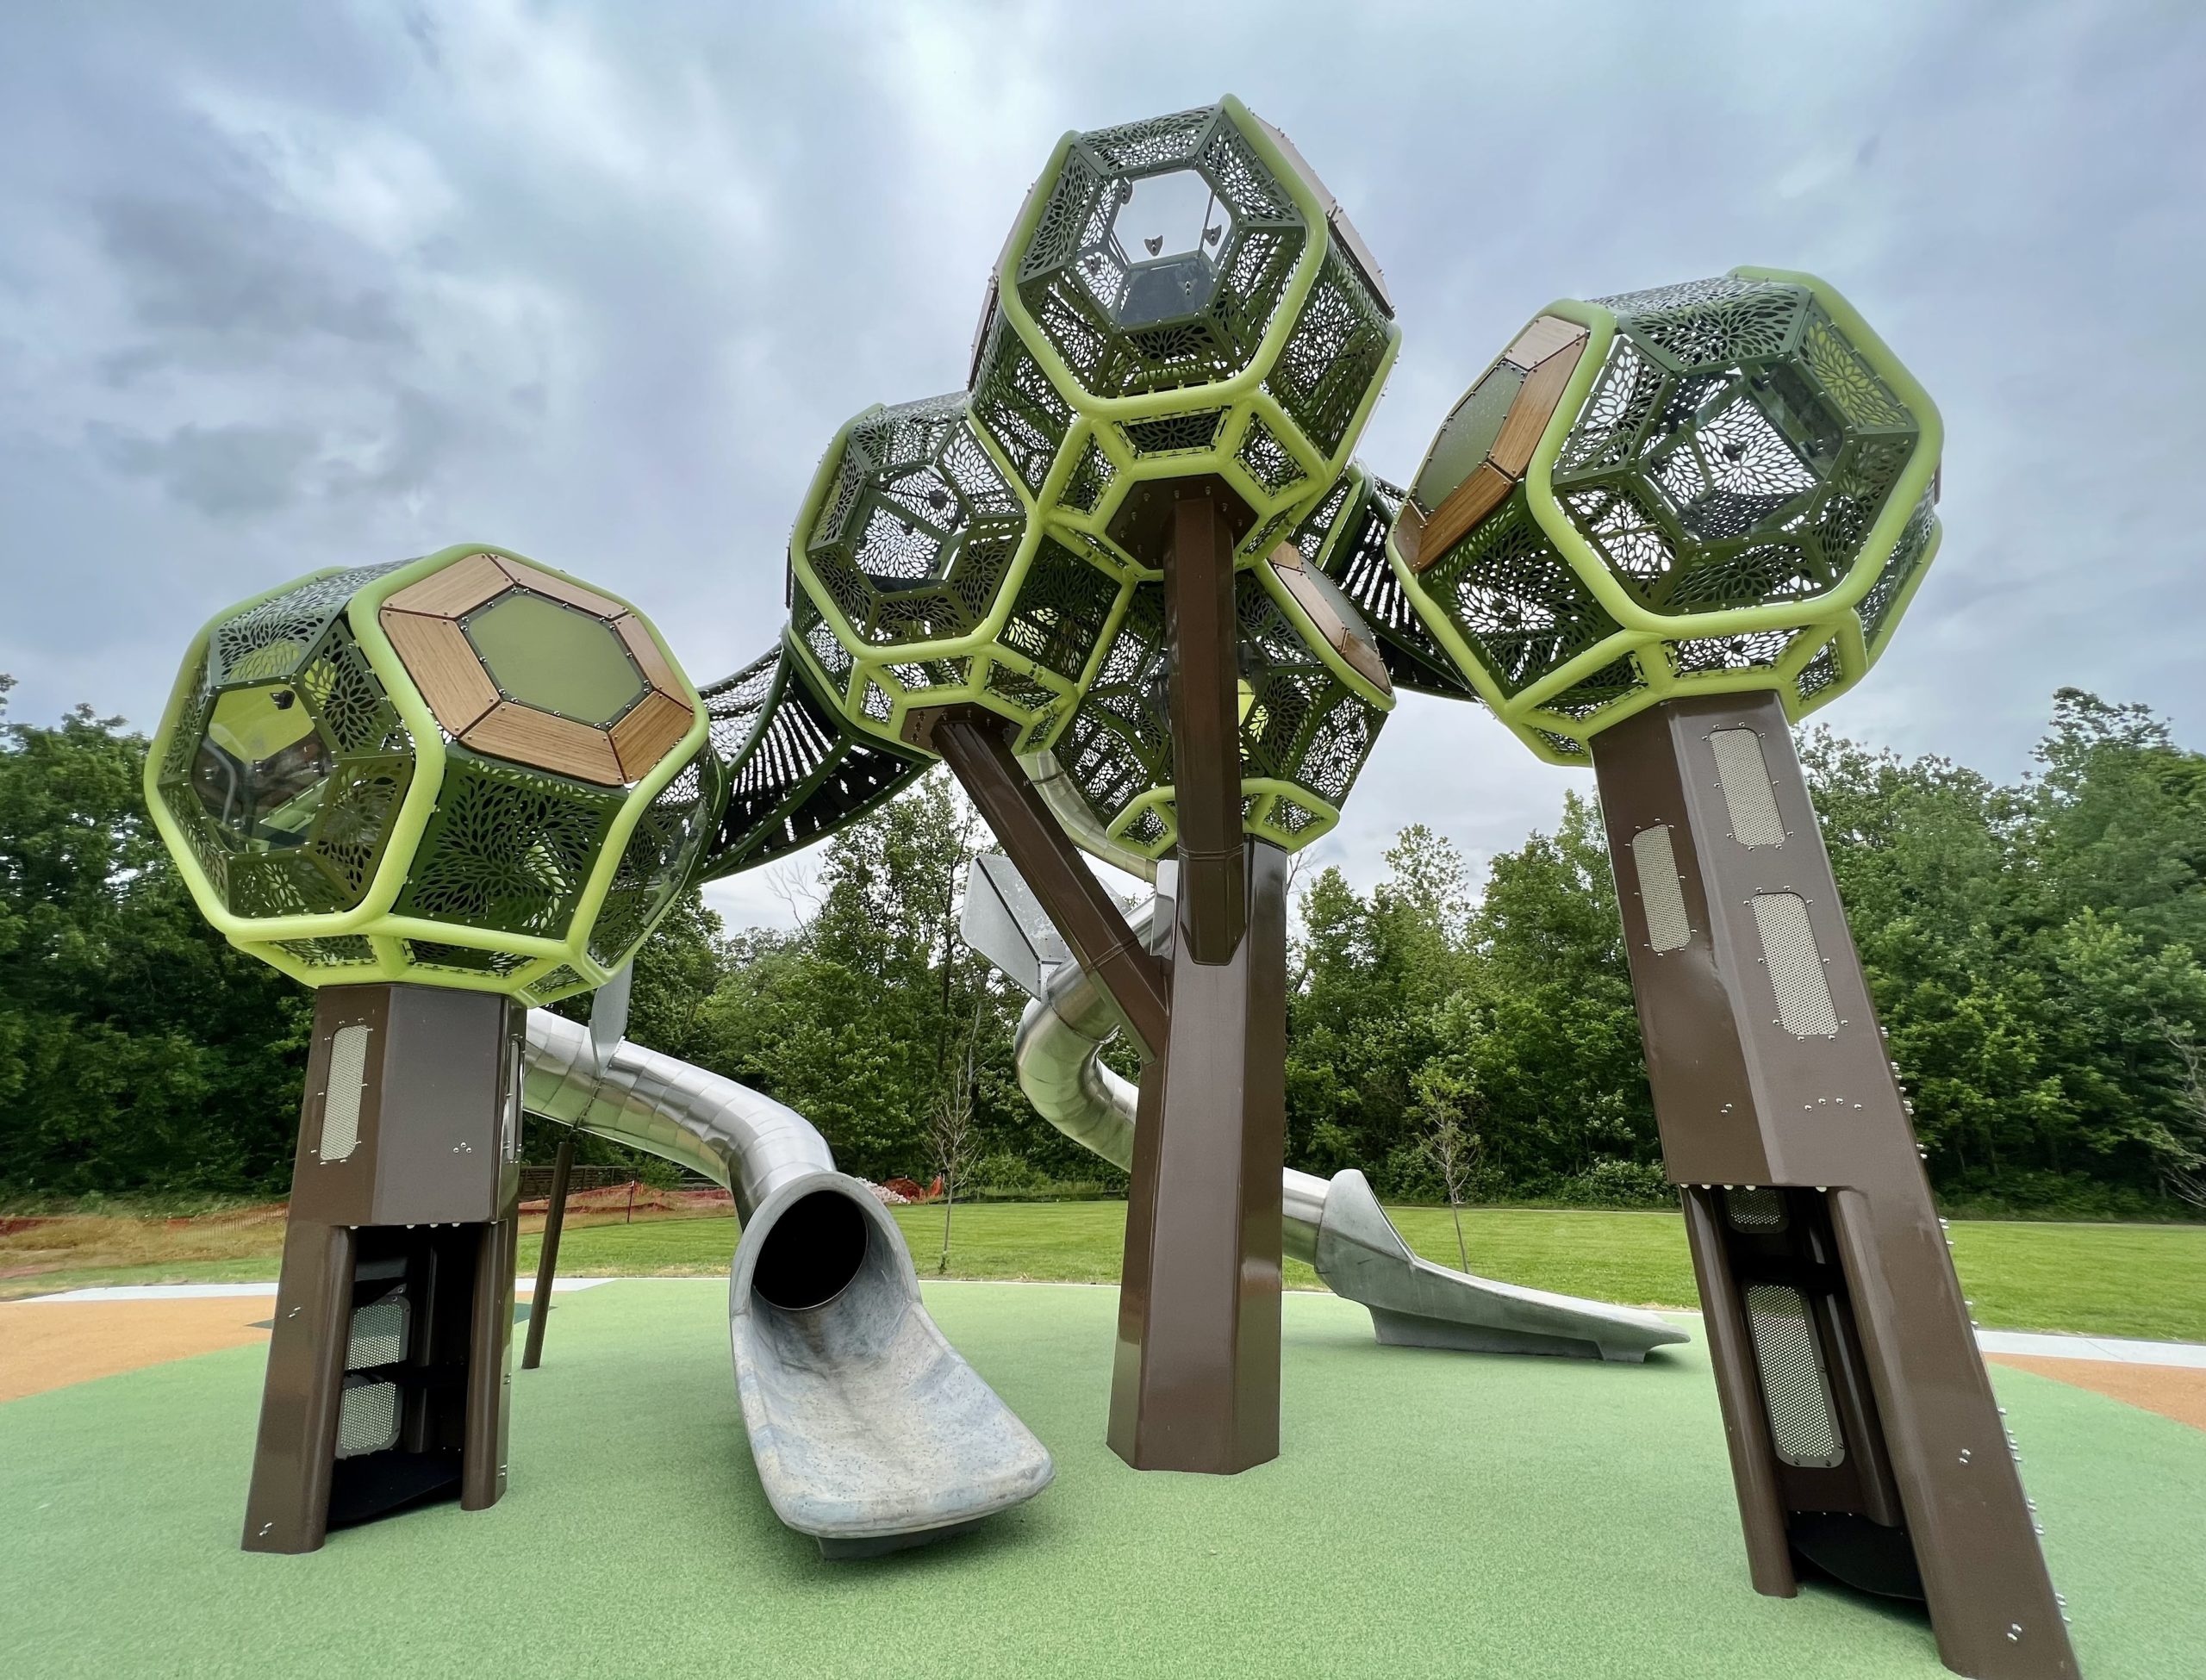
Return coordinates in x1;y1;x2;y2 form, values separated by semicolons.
144;545;721;1001
1055;565;1391;861
1389;268;1942;762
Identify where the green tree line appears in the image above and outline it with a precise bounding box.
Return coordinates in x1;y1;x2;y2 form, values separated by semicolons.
3;675;2201;1218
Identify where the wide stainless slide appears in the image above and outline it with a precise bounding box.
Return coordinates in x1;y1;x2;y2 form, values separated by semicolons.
970;856;1686;1364
521;1009;1053;1555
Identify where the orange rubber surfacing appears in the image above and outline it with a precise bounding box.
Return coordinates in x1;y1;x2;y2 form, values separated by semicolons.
0;1299;272;1403
1985;1353;2206;1434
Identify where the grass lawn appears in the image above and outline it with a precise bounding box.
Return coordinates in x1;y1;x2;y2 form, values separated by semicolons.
10;1199;2204;1341
3;1280;2202;1679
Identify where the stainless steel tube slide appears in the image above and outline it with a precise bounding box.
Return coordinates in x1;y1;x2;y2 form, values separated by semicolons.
521;1009;1052;1553
1004;886;1687;1364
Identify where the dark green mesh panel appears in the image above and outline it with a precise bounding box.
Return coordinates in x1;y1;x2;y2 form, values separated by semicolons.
585;746;722;969
1542;654;1647;720
791;591;854;685
1797;642;1843;700
1552;277;1920;621
694;643;930;883
970;314;1073;494
1667;630;1797;675
1263;246;1392;458
527;964;589;1001
1306;473;1476;700
1057;439;1117;513
396;750;620;938
1062;588;1172;833
295;624;411;756
803;395;1026;649
1060;576;1383;845
1119;409;1226;457
207;562;406;688
1595;276;1804;370
1235;572;1382;805
1236;412;1305;494
1013;105;1306;401
997;538;1122;680
402;940;531;976
274;936;377;968
1858;488;1939;648
157;610;415;923
1417;487;1624;700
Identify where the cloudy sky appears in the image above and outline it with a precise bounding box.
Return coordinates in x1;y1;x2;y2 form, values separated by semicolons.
3;0;2200;931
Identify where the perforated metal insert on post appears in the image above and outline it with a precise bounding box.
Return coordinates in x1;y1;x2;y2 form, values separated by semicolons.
1630;824;1692;953
1751;892;1840;1036
320;1024;370;1163
1723;1186;1789;1233
334;1377;402;1459
1710;727;1787;847
1745;1283;1845;1469
345;1295;410;1369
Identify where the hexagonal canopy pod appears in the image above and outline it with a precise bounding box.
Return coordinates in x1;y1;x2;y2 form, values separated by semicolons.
967;96;1401;576
145;545;723;1002
1054;543;1395;862
1388;267;1941;762
788;392;1137;756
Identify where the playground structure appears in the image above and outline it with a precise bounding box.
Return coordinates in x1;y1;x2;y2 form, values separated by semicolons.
141;97;2073;1679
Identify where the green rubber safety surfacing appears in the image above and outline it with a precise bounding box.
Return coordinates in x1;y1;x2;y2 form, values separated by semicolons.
2;1283;2198;1679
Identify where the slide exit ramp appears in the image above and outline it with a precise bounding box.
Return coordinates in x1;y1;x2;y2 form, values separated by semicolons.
520;1010;1053;1556
966;855;1687;1365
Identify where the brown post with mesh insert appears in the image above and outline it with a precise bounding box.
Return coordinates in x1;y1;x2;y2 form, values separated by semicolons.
1591;693;2075;1679
243;983;523;1552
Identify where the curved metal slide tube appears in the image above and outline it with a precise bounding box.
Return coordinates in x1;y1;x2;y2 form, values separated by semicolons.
1013;914;1687;1364
521;1010;1053;1554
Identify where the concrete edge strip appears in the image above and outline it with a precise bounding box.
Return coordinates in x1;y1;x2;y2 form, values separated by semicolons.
16;1278;614;1304
15;1280;2205;1372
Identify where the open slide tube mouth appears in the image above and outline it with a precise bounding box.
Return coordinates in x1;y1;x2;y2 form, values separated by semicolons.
749;1187;870;1311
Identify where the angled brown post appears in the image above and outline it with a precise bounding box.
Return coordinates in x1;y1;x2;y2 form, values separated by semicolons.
1592;693;2075;1679
243;983;524;1552
917;706;1168;1059
521;1129;576;1371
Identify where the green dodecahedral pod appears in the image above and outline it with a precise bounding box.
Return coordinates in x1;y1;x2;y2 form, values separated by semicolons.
1390;267;1941;762
145;544;724;1002
786;96;1403;758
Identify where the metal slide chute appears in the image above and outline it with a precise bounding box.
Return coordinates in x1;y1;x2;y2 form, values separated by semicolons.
970;856;1688;1364
520;1010;1053;1554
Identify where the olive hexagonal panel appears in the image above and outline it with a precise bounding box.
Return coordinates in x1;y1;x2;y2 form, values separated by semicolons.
380;551;695;787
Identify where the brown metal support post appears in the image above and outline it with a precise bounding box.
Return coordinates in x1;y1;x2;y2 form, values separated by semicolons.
1109;838;1288;1472
241;983;524;1552
918;706;1169;1059
1162;488;1246;965
521;1129;576;1370
1101;479;1287;1473
1592;694;2075;1679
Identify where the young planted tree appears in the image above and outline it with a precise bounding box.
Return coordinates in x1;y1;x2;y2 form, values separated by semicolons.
1411;1059;1480;1272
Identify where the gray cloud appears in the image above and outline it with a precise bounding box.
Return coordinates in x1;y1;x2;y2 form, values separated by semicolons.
90;419;321;518
0;0;2198;937
94;190;412;354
